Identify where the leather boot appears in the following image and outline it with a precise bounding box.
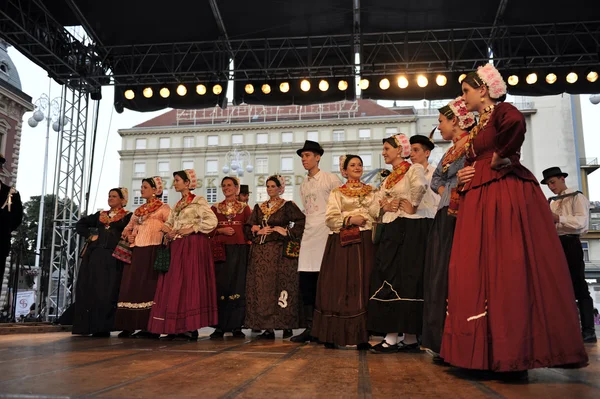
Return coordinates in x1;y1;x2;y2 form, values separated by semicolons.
291;305;314;343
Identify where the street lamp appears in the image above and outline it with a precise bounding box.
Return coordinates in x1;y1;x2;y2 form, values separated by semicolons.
221;146;254;178
590;94;600;105
26;94;64;272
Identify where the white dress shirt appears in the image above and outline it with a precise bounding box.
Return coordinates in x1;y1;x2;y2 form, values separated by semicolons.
418;163;441;218
550;188;590;236
298;170;342;272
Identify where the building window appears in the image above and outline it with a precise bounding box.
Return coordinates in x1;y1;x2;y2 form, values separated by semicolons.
281;156;293;172
282;191;294;202
282;132;293;143
581;241;590;262
159;137;170;149
207;135;219;146
206;187;218;204
359;153;372;171
158;161;170;176
307;131;319;142
385;127;398;135
206;159;218;175
256;186;268;203
134;162;146;177
359;129;371;139
182;160;194;170
256;157;268;174
133;190;143;206
135;138;147;149
183;136;195;148
332;153;344;172
160;189;169;204
333;129;345;142
257;133;269;144
232;134;244;145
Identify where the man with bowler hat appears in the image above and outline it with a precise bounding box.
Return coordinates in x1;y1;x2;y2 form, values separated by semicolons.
542;166;596;343
238;184;251;205
291;140;341;343
0;154;23;297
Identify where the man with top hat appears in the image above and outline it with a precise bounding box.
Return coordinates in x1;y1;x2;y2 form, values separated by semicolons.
542;166;597;343
409;134;440;215
238;184;251;206
0;154;23;297
291;140;341;343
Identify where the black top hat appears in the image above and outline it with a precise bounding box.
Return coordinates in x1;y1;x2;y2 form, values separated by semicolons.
409;135;435;151
296;140;324;157
239;184;250;195
541;167;568;185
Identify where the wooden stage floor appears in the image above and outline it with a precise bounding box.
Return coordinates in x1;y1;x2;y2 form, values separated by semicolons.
0;329;598;399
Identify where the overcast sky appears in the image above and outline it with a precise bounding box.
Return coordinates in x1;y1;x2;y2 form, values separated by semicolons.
8;46;600;208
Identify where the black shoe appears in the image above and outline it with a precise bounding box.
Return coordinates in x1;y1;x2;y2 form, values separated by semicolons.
290;328;312;343
497;370;528;383
432;355;450;366
210;329;225;339
187;330;199;341
324;342;336;349
282;329;293;339
397;341;421;353
258;330;275;340
251;329;262;333
369;340;399;354
232;329;246;339
132;331;157;339
91;332;110;338
583;332;597;343
117;330;131;338
159;334;176;341
357;343;371;351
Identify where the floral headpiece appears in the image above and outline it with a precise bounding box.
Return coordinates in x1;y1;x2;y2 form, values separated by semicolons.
118;187;128;206
475;64;507;100
268;174;286;195
390;134;411;158
231;176;241;196
150;176;164;196
339;155;348;178
184;169;197;190
441;97;477;130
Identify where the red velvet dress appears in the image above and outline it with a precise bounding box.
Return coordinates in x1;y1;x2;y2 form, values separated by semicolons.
440;102;588;371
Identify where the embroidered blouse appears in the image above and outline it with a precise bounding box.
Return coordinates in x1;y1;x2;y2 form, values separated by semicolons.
164;195;218;234
325;183;378;233
122;203;171;247
244;201;306;245
211;200;252;245
431;152;466;210
372;164;428;223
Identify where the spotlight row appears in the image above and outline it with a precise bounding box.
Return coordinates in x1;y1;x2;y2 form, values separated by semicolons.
244;79;350;94
124;84;223;100
360;74;449;90
502;71;599;86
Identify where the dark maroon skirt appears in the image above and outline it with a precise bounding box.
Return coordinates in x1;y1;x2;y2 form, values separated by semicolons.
148;234;218;334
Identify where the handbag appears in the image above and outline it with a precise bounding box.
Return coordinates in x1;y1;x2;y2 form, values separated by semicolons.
153;242;171;272
371;208;386;244
282;228;301;259
112;239;133;264
339;225;362;247
212;239;227;263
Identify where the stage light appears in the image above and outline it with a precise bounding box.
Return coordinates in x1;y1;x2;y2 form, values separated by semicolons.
261;84;271;94
300;80;311;92
435;75;447;86
159;87;170;98
338;80;348;91
280;82;290;93
245;84;254;94
143;87;153;98
359;79;369;90
319;80;329;92
587;71;599;83
417;75;428;88
566;72;578;84
196;84;207;95
176;84;187;96
546;73;557;84
397;76;409;89
213;84;223;95
458;73;467;83
526;73;538;84
124;89;135;100
379;78;390;90
507;75;519;86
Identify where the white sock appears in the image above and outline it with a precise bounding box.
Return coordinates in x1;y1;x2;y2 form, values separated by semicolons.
403;333;417;345
384;333;398;346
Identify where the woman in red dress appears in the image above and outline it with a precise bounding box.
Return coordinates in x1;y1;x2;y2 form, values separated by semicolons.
441;64;588;377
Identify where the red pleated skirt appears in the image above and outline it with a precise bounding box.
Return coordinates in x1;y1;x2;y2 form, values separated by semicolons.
441;174;588;371
148;234;218;334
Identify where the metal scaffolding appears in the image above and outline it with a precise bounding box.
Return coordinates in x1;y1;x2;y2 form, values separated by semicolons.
45;84;89;320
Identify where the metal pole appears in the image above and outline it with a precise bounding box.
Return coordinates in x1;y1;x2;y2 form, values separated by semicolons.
34;111;51;269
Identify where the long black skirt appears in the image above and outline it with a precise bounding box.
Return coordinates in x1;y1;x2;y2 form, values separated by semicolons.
367;216;432;334
72;245;124;335
421;207;456;354
214;244;249;331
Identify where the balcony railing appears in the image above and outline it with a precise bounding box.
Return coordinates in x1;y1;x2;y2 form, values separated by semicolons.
580;158;599;167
